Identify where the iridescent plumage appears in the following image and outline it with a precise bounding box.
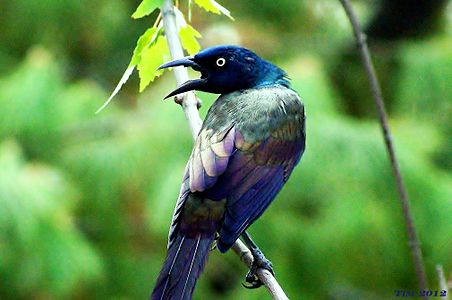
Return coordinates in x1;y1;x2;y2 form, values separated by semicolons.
152;46;305;300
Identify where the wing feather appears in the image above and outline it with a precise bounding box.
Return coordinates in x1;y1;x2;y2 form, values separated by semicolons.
168;125;236;246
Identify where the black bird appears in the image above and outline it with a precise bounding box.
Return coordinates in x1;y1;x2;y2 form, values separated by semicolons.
152;45;306;300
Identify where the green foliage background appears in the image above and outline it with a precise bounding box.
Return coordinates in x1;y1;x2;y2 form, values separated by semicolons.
0;0;451;299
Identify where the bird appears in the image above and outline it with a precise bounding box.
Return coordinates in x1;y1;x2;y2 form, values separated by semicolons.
151;45;306;300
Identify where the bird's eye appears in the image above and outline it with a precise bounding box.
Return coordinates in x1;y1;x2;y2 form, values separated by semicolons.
216;58;226;67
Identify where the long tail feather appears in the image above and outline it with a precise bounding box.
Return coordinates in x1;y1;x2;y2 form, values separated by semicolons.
151;233;214;300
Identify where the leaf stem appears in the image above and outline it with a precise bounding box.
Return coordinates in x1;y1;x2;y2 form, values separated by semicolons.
153;12;162;28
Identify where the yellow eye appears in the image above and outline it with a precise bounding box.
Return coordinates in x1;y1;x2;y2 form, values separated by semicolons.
216;57;226;67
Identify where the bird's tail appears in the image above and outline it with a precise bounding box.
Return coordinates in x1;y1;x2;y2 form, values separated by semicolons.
151;232;214;300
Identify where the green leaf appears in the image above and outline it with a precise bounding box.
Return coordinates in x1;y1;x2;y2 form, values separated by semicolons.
179;25;202;55
129;27;161;67
137;36;169;92
132;0;164;19
193;0;233;20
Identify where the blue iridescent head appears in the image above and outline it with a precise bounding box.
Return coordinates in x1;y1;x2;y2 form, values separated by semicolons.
158;45;290;98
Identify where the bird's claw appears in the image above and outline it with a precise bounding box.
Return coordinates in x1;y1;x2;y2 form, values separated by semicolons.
243;264;263;289
242;279;262;289
242;248;274;289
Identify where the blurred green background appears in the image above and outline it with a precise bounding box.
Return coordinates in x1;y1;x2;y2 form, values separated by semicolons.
0;0;451;299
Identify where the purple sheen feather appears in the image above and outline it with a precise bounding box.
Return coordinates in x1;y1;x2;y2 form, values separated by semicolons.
203;174;217;190
228;167;279;214
190;126;237;191
210;127;235;157
218;168;285;251
224;152;254;175
204;153;255;201
223;126;235;153
226;168;282;224
220;163;256;195
214;156;229;175
190;149;205;191
254;138;277;164
210;141;230;157
229;166;271;201
200;147;217;177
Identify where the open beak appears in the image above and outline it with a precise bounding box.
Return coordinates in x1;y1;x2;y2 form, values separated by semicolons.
157;56;198;70
157;56;207;99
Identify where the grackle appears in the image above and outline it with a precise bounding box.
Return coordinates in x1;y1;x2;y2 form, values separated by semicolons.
151;45;306;300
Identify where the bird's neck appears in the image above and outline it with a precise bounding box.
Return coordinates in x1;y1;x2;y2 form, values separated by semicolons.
254;61;290;88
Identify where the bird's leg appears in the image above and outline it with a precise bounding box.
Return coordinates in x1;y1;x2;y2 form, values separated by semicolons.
210;233;220;251
240;231;274;289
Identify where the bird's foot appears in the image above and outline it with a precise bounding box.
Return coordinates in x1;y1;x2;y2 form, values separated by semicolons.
242;247;274;289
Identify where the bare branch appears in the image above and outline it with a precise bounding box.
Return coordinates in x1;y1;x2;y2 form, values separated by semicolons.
436;265;449;300
338;0;428;297
160;0;289;299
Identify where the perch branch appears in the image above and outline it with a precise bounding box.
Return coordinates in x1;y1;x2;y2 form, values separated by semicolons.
161;0;202;137
161;1;289;299
338;0;428;296
232;240;289;300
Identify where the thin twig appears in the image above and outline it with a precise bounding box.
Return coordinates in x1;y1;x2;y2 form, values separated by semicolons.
338;0;428;297
436;265;449;300
160;1;289;299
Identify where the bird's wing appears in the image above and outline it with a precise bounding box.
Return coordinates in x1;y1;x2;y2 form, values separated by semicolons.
213;118;305;252
205;87;305;251
167;124;236;247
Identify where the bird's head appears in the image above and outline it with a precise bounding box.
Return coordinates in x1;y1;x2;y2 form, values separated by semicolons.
158;45;289;98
